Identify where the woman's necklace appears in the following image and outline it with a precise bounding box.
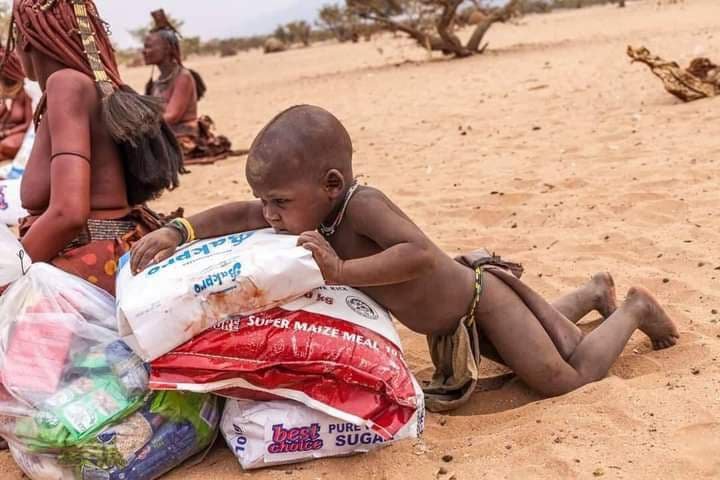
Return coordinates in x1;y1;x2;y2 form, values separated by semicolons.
318;182;359;238
0;81;23;101
154;64;181;93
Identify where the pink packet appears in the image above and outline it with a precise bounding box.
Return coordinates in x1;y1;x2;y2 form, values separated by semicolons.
3;314;75;395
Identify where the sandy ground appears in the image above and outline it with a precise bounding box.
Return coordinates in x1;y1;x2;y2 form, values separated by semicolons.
3;0;720;478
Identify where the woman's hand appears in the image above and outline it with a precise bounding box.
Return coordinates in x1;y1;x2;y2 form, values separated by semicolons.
130;227;182;274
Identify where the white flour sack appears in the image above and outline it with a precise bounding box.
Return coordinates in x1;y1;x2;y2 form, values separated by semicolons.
0;180;27;226
115;229;325;361
150;286;425;441
222;397;423;470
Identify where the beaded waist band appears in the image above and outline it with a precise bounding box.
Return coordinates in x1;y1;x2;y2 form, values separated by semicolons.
62;218;137;252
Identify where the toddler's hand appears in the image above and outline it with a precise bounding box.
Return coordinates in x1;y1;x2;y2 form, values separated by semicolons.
298;231;344;285
130;227;183;275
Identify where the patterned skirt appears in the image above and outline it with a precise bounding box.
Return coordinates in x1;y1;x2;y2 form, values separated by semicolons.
18;206;164;297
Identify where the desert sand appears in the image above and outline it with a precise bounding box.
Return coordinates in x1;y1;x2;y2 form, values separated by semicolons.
3;0;720;478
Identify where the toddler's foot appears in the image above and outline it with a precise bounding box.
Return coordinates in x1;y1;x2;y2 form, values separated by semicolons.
591;272;618;319
625;287;679;349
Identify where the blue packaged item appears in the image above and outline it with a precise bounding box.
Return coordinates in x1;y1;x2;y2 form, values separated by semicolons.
62;391;220;480
10;392;220;480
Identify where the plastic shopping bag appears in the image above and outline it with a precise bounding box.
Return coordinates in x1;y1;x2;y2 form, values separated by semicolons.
10;391;220;480
0;224;30;288
0;180;28;226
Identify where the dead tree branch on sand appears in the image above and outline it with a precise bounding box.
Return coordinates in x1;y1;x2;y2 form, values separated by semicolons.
347;0;520;58
628;46;720;102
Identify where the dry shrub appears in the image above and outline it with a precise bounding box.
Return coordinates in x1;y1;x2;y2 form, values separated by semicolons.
263;37;287;54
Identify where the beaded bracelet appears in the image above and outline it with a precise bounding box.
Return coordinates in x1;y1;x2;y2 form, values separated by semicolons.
165;218;197;245
176;217;196;242
165;219;188;244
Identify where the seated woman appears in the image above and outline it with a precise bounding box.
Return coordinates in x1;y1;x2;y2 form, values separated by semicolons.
6;0;183;296
143;10;234;166
0;46;32;162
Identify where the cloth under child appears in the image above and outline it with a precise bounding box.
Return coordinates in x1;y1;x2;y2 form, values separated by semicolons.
424;251;564;412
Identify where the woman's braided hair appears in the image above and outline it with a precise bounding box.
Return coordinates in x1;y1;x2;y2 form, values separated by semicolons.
0;47;26;84
1;0;185;205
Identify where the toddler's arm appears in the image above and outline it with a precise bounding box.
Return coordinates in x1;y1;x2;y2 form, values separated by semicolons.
130;201;267;273
299;190;436;287
187;201;268;239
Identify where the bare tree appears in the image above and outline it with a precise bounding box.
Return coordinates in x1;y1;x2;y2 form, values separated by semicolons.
286;21;312;47
273;25;290;45
347;0;520;57
318;4;372;42
318;4;351;41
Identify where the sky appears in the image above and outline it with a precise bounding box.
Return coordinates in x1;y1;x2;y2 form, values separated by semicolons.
1;0;506;49
8;0;341;48
95;0;340;48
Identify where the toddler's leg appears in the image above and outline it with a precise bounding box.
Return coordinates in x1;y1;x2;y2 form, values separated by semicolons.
479;273;616;364
552;272;617;323
475;274;678;396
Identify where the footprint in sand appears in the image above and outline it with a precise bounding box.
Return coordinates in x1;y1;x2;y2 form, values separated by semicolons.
673;422;720;473
609;355;662;379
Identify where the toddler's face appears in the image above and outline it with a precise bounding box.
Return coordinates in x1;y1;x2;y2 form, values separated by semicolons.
250;177;332;235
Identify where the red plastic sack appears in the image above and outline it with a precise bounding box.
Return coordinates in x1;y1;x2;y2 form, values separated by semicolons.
150;286;424;439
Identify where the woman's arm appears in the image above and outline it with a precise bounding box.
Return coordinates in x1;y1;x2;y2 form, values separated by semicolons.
20;72;93;262
162;71;195;125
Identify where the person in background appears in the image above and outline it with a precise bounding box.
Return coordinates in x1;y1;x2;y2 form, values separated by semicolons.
0;46;32;163
143;9;235;166
0;77;42;180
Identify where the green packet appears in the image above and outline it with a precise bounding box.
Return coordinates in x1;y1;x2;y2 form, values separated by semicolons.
47;376;132;438
15;375;146;450
14;411;73;450
57;391;219;471
149;391;219;447
72;350;109;371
